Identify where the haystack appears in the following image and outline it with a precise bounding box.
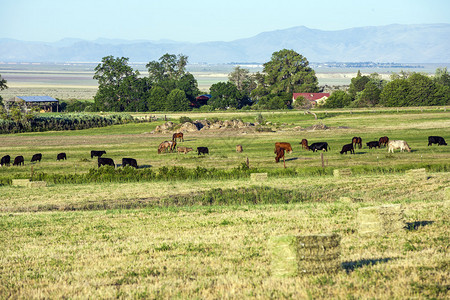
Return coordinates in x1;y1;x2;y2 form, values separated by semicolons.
269;233;341;277
11;179;31;187
251;173;268;182
358;204;405;235
405;168;427;180
333;169;352;177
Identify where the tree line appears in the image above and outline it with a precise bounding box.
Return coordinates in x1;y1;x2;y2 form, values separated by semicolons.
323;69;450;108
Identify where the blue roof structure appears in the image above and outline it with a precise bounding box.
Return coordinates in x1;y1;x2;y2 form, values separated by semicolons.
16;96;58;102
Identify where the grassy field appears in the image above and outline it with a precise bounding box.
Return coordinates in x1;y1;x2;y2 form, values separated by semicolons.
0;110;449;299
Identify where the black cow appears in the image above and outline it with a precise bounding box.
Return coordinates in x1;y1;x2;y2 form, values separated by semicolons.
197;147;209;155
57;152;67;161
122;158;138;168
366;141;380;149
308;142;329;152
1;155;11;167
31;153;42;162
98;157;115;168
91;150;106;159
13;155;24;166
428;136;447;146
340;143;355;154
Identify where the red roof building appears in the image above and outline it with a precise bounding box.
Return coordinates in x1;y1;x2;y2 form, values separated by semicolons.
292;93;330;106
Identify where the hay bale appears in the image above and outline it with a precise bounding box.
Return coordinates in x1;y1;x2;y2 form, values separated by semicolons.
405;168;427;180
251;173;268;181
28;181;47;188
358;204;405;235
269;233;341;277
11;179;31;187
339;197;352;203
333;169;352;177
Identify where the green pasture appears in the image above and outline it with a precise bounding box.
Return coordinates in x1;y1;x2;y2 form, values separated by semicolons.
0;109;449;298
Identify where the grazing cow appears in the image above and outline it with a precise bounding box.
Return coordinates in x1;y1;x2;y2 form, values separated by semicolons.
172;132;184;142
13;155;24;166
340;143;355;154
275;142;293;154
366;141;380;149
352;137;362;149
122;158;138;168
169;141;177;152
177;147;193;154
57;152;67;161
91;150;106;159
197;147;209;155
158;141;171;154
379;136;389;147
31;153;42;162
428;136;447;146
388;140;411;153
308;142;330;152
274;146;285;164
236;144;243;153
1;155;11;167
98;157;115;168
300;139;309;150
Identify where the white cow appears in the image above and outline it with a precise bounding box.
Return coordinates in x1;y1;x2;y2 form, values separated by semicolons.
388;140;411;153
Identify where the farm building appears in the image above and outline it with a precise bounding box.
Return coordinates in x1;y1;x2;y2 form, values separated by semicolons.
292;93;330;107
4;96;59;113
190;94;211;108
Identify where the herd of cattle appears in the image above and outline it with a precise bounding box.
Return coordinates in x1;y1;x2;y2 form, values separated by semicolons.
0;134;447;169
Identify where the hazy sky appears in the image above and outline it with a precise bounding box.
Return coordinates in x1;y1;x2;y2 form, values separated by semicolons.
2;0;449;42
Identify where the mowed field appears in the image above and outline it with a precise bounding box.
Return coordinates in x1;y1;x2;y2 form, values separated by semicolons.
0;109;449;299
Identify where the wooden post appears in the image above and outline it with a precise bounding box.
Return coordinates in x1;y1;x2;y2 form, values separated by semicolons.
30;166;34;180
246;157;250;169
321;153;324;168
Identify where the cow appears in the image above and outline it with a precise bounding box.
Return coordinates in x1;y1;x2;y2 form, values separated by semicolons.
31;153;42;162
169;141;177;152
236;144;243;153
428;136;447;146
57;152;67;161
172;132;184;142
91;150;106;159
98;157;115;168
388;140;411;153
158;141;171;154
177;147;193;154
340;143;355;154
308;142;330;152
275;142;293;154
13;155;24;166
300;139;309;150
274;146;285;163
122;158;138;168
0;155;10;167
366;141;380;149
197;147;209;155
352;137;362;149
379;136;389;147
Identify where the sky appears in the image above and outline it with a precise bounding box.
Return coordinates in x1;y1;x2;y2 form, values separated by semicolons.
1;0;450;43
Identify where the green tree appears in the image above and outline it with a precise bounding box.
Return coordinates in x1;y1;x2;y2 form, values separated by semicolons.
176;73;200;104
348;70;370;99
323;91;352;108
407;73;438;106
146;53;188;84
379;78;410;107
355;81;381;107
262;49;319;95
165;89;190;111
433;67;450;87
148;86;167;111
0;74;8;107
209;82;241;109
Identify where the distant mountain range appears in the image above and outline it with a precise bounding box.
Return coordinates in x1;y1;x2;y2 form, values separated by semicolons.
0;24;449;63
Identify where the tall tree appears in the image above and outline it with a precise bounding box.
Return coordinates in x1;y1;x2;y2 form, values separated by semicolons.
348;70;370;99
146;53;188;84
0;74;7;107
262;49;319;95
165;89;190;111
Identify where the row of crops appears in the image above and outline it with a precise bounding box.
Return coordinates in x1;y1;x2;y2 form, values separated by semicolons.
0;113;140;134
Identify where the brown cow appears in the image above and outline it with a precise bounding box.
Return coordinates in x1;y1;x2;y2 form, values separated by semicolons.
275;142;293;154
236;144;243;153
172;132;184;142
300;139;309;150
274;146;286;168
177;146;193;154
158;141;171;154
379;136;389;147
352;137;362;149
